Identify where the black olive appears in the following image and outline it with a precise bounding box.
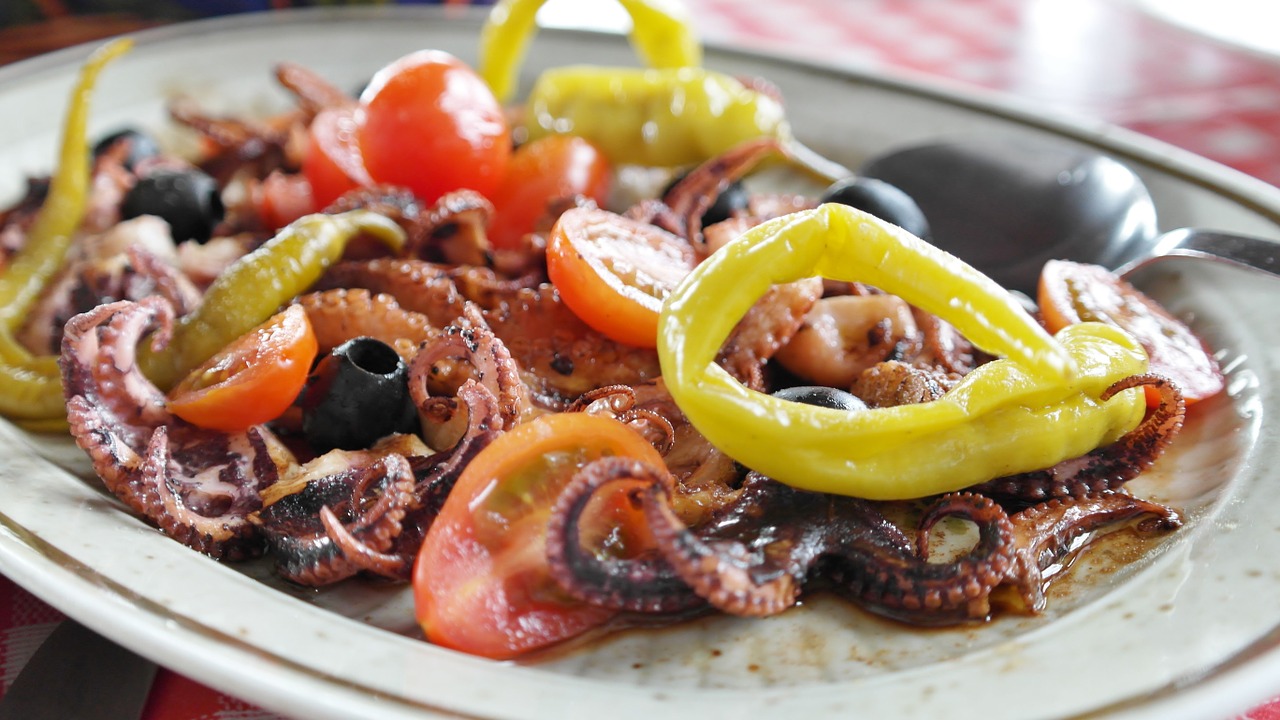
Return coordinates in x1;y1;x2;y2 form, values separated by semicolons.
818;176;931;240
771;385;867;412
661;171;749;226
91;127;160;173
120;167;224;243
298;337;418;452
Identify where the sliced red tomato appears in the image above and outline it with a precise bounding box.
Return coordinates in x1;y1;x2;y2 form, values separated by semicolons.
302;106;372;210
356;50;509;205
256;170;316;232
1038;259;1225;403
414;412;664;660
488;135;612;251
546;207;695;348
167;304;318;431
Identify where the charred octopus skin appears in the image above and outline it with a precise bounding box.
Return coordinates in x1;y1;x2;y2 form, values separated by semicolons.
547;464;1015;622
545;461;1181;624
59;297;277;560
258;453;417;586
55;293;514;581
967;373;1186;503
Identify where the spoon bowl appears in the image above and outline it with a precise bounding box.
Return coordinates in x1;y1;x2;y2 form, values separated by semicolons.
859;135;1280;295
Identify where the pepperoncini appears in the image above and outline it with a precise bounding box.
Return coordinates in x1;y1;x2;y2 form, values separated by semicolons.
0;38;131;425
481;0;849;177
138;210;405;391
656;204;1148;500
523;65;790;168
479;0;702;104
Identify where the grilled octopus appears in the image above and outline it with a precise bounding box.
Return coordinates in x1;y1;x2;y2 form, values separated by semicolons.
541;373;1185;623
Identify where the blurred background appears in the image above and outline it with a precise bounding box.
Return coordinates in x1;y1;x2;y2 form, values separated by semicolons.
0;0;492;65
3;0;1278;187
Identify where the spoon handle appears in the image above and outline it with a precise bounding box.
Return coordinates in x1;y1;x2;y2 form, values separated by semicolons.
0;619;157;720
1117;227;1280;279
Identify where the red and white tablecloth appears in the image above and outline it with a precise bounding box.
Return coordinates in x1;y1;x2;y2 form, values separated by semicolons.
2;0;1279;717
693;0;1280;187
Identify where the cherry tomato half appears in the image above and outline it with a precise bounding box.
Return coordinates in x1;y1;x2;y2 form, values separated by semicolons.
1038;259;1225;403
546;207;695;348
256;170;315;233
302;106;372;211
167;304;318;431
357;50;510;205
488;135;612;251
414;412;664;660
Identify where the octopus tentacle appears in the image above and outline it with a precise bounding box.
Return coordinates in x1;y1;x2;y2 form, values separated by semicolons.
124;244;202;317
480;285;664;407
407;317;530;449
970;374;1186;502
60;298;284;560
660;137;785;256
138;425;273;560
908;308;983;376
717;277;823;390
60;297;174;435
410;380;503;504
545;457;705;613
27;239;200;355
1004;491;1181;612
320;257;541;322
566;385;675;456
318;505;402;578
407;189;494;267
296;288;438;362
648;475;923;618
322;185;421;235
367;381;505;580
275;61;353;115
552;470;1025;624
259;453;416;585
170;98;291;184
643;474;814;617
318;258;470;329
622;380;746;527
884;493;1015;622
322;453;417;578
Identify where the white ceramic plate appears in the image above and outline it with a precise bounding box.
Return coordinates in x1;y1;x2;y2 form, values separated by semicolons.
2;8;1280;720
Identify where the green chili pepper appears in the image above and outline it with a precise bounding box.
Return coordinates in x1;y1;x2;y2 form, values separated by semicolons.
0;39;132;333
656;203;1148;500
139;210;405;391
522;65;790;168
0;39;131;425
0;339;64;423
479;0;702;104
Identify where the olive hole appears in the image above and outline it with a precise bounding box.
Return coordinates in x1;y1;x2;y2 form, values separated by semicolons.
343;337;401;376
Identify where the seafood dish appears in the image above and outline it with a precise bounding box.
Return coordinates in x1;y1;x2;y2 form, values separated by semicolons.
0;0;1233;668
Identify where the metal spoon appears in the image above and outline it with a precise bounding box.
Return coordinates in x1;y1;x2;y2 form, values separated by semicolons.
858;135;1280;295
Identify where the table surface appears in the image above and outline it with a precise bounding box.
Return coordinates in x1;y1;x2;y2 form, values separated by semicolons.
1;1;1279;718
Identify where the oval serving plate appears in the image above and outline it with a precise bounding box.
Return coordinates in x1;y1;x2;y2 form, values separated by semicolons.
1;7;1279;720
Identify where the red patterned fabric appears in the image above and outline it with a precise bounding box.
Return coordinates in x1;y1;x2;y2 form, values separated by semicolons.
690;0;1280;187
3;0;1279;717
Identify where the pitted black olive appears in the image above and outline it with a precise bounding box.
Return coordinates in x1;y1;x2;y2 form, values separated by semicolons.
92;127;161;173
819;176;930;240
661;171;749;226
298;337;418;452
771;385;867;412
121;166;224;243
